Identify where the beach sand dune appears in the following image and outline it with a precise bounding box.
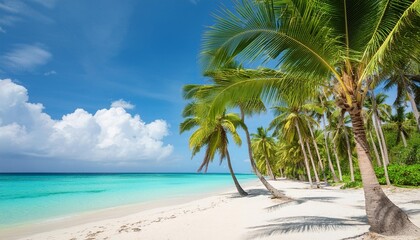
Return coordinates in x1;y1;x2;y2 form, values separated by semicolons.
5;180;420;240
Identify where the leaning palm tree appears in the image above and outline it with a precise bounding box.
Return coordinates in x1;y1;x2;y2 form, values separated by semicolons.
198;68;288;198
251;127;277;180
201;0;420;234
180;103;248;196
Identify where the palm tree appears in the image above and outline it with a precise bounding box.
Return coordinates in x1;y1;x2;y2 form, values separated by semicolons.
367;92;392;165
270;103;320;188
317;90;340;183
251;127;277;180
180;103;248;196
385;106;413;147
364;93;392;186
328;110;355;182
186;68;288;198
201;0;420;234
276;139;307;180
383;60;420;132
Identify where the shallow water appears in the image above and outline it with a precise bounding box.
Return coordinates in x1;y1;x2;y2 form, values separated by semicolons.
0;173;255;227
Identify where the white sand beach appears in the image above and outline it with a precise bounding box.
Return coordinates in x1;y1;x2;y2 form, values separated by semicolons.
2;180;420;240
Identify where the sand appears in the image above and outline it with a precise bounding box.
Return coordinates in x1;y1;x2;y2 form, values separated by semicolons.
1;179;419;240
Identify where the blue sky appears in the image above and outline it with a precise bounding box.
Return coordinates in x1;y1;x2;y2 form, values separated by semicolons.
0;0;275;173
0;0;401;173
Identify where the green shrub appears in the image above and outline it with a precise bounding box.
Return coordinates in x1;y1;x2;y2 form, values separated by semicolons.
375;164;420;186
340;181;362;189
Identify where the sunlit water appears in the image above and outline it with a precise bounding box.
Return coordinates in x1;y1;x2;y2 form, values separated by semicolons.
0;173;256;227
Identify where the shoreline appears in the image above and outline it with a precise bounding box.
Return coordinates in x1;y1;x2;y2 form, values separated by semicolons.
2;179;420;240
0;180;259;240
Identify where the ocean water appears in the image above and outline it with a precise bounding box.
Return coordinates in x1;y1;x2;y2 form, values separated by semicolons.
0;173;255;227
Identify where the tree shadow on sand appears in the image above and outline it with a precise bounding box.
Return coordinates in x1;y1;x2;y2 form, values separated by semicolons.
246;216;367;239
264;196;340;212
226;188;284;199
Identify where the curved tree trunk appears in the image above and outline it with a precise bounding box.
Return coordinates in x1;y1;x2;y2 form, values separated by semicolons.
322;115;339;183
226;150;248;196
348;105;419;235
263;146;276;180
295;121;313;187
372;116;391;186
332;139;343;181
371;92;390;165
241;110;287;199
407;92;420;132
308;122;328;185
341;115;355;182
306;140;321;188
372;115;389;185
376;114;390;165
401;131;407;147
369;131;382;167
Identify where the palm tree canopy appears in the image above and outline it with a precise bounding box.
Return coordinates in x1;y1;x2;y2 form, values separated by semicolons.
202;0;420;108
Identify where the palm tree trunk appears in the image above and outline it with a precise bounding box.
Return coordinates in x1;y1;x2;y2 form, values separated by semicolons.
322;115;339;183
332;138;343;181
241;110;287;199
401;131;407;147
372;115;387;167
407;92;420;132
375;114;390;165
369;131;382;167
342;122;355;182
372;115;391;186
226;150;248;196
348;105;418;235
371;92;390;165
307;122;328;185
306;140;320;187
295;121;313;187
263;146;276;180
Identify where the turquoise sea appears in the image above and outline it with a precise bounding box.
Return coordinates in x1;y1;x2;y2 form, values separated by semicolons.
0;173;255;228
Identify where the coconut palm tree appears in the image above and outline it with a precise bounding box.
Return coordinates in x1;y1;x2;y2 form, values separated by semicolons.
201;0;420;233
383;60;420;132
328;110;356;182
317;90;340;183
270;102;320;188
251;127;277;180
180;103;248;196
276;139;306;180
385;106;413;147
186;68;288;198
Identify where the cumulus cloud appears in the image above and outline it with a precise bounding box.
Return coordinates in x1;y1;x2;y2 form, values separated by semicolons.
111;99;134;110
1;44;52;71
0;79;173;162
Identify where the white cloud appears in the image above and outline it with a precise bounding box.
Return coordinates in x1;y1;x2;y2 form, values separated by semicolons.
0;0;53;23
44;70;56;76
111;99;134;110
1;44;52;71
0;79;173;162
0;26;5;33
189;0;200;4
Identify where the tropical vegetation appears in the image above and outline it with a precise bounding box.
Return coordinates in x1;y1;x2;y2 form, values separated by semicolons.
181;0;420;236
